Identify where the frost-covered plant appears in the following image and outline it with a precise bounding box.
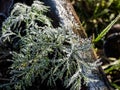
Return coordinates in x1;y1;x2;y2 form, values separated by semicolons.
0;1;100;90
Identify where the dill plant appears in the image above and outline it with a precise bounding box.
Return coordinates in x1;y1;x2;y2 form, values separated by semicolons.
0;1;100;90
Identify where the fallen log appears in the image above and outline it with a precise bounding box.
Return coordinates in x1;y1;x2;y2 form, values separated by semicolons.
0;0;114;90
41;0;113;89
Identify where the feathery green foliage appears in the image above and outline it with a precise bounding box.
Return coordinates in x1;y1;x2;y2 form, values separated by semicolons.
0;1;100;90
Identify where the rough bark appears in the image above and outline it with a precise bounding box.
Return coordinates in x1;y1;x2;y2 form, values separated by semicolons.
41;0;114;90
